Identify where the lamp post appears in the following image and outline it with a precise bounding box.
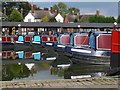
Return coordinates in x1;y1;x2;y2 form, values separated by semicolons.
18;24;21;35
78;25;80;33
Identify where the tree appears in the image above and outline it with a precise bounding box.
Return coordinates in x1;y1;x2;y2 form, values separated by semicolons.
74;19;78;22
8;9;23;22
105;16;116;23
52;2;68;17
89;15;116;23
41;16;49;22
49;17;57;22
68;8;80;15
117;15;120;23
2;2;40;19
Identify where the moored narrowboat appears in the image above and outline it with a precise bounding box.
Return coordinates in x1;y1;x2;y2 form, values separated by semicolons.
42;35;58;46
54;34;70;52
64;31;112;64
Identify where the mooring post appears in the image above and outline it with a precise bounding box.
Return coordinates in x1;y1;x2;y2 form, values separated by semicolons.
110;22;120;69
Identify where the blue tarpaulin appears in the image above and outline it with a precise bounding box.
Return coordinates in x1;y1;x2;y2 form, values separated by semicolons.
33;52;41;60
18;36;24;42
57;35;60;44
70;35;74;45
18;51;24;59
89;33;95;49
34;36;41;42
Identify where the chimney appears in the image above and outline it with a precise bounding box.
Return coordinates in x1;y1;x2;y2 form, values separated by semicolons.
96;9;100;16
21;8;23;18
31;4;34;13
50;7;52;11
4;7;6;15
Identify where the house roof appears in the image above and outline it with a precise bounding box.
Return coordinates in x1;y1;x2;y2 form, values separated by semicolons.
65;15;79;22
32;10;57;19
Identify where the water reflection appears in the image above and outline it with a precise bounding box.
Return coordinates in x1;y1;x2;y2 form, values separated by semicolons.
2;64;30;81
64;63;109;79
2;47;110;81
2;61;109;81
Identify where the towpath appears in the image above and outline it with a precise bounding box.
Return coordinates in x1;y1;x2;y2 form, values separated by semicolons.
1;76;119;88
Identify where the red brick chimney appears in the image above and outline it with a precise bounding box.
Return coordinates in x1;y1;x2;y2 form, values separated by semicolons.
31;4;34;13
21;8;23;17
96;9;100;16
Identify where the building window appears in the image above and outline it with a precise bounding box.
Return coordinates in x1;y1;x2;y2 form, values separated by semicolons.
22;28;26;35
28;19;31;22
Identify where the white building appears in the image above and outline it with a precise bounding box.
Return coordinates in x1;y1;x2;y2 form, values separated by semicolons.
24;12;35;22
24;10;57;22
55;13;64;23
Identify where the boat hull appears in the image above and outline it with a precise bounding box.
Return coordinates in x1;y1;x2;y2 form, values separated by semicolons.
71;54;110;65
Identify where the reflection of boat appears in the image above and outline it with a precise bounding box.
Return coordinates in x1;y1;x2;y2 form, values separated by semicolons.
46;57;56;61
2;51;41;60
57;64;71;69
64;63;109;79
25;63;35;70
2;50;57;64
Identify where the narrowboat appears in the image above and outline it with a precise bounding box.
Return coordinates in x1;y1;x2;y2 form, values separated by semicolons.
32;35;41;44
1;36;16;50
1;36;13;44
15;35;33;44
14;35;33;51
41;35;58;46
53;34;71;52
64;31;112;64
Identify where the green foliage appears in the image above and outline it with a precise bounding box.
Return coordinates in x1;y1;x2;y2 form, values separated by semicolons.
52;2;79;18
52;2;68;17
49;17;57;22
79;16;90;23
74;19;78;22
41;16;49;22
89;15;116;23
105;16;116;23
2;64;30;81
2;2;40;19
117;15;120;23
68;8;80;15
8;9;23;22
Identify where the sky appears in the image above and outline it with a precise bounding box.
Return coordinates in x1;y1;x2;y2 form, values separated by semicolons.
27;0;119;2
28;2;118;18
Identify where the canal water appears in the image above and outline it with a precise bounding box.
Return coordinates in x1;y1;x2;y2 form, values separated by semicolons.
2;45;110;81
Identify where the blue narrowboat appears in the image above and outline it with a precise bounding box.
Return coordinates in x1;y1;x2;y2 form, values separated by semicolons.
63;31;112;64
